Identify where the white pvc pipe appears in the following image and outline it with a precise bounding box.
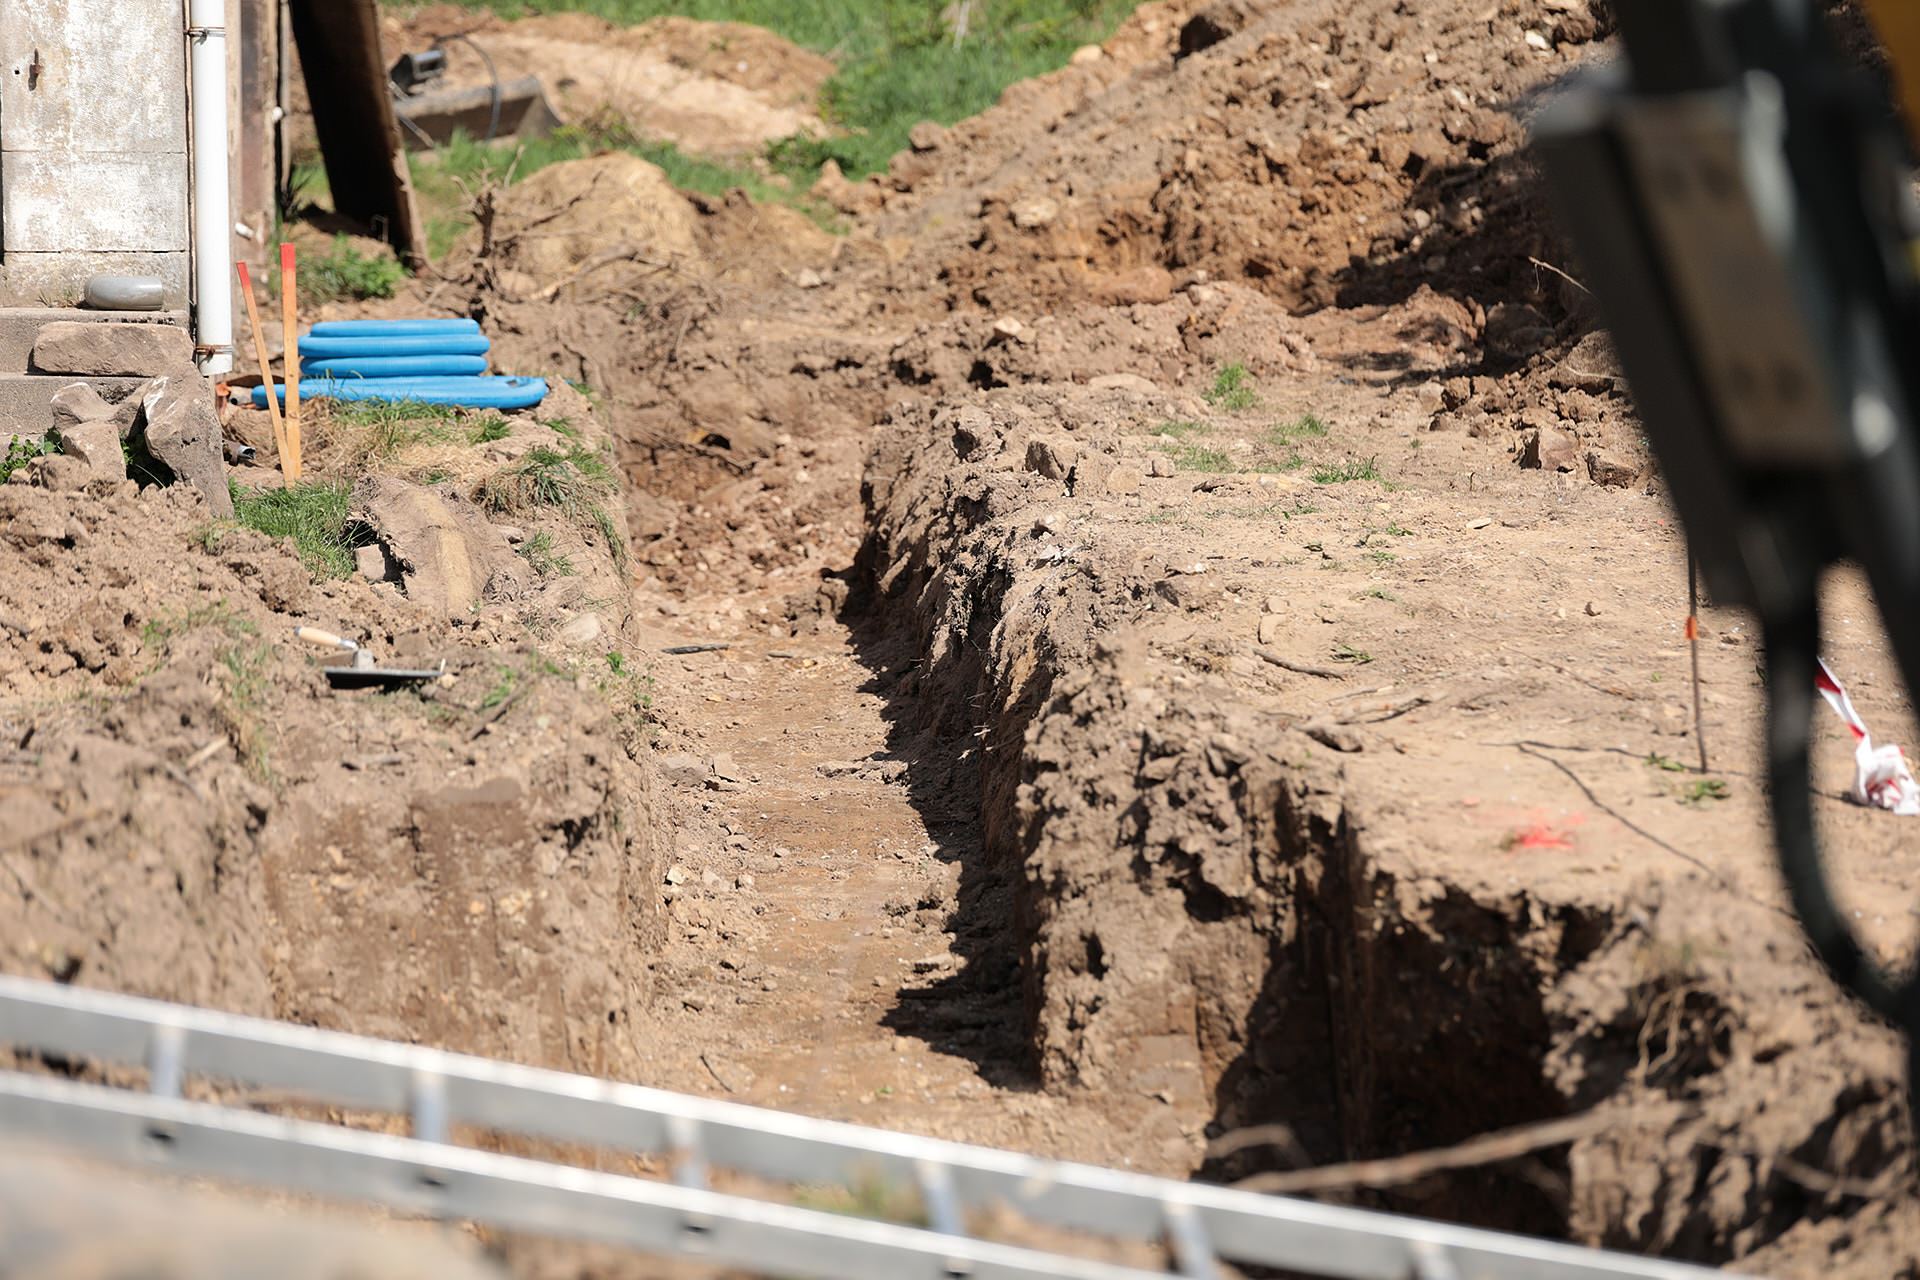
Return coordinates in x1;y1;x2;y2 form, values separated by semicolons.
187;0;234;375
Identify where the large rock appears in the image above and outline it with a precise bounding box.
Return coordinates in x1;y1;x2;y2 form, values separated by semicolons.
359;475;494;614
1520;424;1582;473
48;381;114;432
54;418;127;483
137;371;232;516
1025;436;1081;481
32;321;193;377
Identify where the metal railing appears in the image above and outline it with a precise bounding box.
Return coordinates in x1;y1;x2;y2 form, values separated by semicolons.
0;975;1733;1280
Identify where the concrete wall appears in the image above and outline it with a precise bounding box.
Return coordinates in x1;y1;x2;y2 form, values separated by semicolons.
0;0;192;306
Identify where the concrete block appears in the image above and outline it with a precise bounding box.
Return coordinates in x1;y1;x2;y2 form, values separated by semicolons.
32;320;193;377
0;255;190;311
2;152;190;252
0;308;189;373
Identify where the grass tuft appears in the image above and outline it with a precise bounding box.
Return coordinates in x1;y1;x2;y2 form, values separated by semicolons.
1267;413;1328;444
481;443;615;513
294;234;407;304
231;481;362;579
1205;363;1257;412
517;529;575;578
1165;443;1234;472
1311;456;1383;485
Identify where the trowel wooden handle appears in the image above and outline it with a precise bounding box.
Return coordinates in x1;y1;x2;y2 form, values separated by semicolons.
293;626;356;651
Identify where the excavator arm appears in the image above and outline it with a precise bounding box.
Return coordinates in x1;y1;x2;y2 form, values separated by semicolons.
1536;0;1920;1100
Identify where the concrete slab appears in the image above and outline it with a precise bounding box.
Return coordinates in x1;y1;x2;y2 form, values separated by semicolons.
0;252;190;310
0;308;188;373
2;152;190;252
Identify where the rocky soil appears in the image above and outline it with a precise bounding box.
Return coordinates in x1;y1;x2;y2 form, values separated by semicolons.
6;0;1920;1276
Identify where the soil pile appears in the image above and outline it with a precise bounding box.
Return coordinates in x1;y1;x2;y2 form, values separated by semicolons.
0;398;663;1075
386;7;832;154
9;0;1919;1274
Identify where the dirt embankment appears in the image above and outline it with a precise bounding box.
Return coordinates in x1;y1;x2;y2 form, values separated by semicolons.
399;9;1920;1267
858;373;1914;1265
816;0;1920;1271
0;395;663;1077
11;0;1920;1272
376;8;833;156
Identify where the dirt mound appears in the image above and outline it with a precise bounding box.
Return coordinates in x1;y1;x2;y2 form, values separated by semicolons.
870;0;1606;320
859;379;1914;1257
0;403;664;1075
111;0;1920;1271
388;7;832;154
890;279;1314;393
483;152;703;289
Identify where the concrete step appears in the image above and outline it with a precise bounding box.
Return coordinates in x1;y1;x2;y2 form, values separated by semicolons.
0;307;188;375
0;374;149;439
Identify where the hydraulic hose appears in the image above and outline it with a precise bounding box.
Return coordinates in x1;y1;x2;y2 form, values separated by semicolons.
1763;600;1905;1021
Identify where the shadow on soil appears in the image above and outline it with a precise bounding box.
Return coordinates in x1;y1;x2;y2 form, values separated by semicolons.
839;608;1041;1091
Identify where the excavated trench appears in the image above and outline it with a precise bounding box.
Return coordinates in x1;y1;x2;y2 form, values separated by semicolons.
832;385;1912;1268
548;2;1920;1269
850;427;1596;1240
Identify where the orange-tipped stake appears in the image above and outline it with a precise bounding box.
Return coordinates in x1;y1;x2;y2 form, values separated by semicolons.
235;261;288;479
280;243;302;482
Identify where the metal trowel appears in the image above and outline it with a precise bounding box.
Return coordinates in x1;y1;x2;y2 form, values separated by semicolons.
294;626;446;689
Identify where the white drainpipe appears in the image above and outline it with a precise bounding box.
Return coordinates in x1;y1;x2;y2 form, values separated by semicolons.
187;0;234;375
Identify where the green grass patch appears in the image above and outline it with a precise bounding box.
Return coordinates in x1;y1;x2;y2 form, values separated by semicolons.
480;443;626;569
517;529;575;578
1682;778;1730;805
293;234;406;305
1311;456;1383;485
231;481;362;579
0;432;56;483
599;649;655;717
327;398;467;461
439;0;1134;181
1205;363;1257;412
1164;443;1234;472
469;416;511;444
1266;413;1328;444
481;443;615;512
1150;420;1207;440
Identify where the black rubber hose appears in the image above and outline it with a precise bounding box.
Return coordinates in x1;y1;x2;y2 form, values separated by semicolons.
435;34;504;143
1763;601;1904;1020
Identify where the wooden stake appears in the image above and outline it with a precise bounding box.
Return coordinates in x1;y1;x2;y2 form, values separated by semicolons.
280;243;302;482
235;261;288;480
1687;551;1710;774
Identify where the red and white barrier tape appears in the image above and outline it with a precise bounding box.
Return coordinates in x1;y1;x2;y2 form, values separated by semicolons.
1816;659;1920;814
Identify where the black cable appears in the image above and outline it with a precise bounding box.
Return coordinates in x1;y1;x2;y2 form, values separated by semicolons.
435;34;504;143
1762;600;1904;1020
